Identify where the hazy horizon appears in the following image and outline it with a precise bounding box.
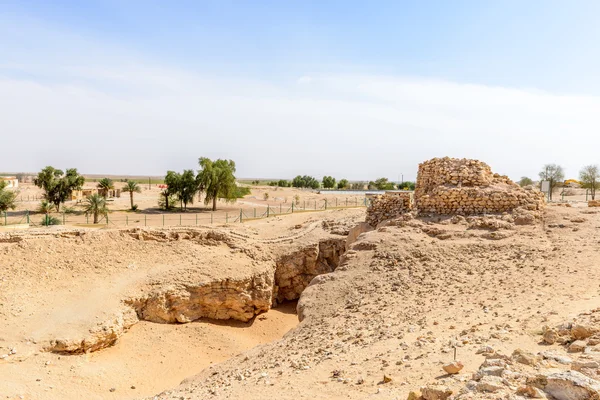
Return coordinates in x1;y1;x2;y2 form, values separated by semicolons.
3;1;600;182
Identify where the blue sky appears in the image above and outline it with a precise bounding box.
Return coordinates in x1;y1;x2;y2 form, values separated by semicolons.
2;1;600;180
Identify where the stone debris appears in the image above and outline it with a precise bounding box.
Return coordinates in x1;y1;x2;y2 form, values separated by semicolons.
442;361;464;374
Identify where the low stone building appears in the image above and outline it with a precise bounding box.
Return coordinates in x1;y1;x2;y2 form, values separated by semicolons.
0;176;18;188
366;157;545;226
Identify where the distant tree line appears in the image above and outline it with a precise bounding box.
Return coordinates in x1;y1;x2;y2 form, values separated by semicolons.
519;163;600;200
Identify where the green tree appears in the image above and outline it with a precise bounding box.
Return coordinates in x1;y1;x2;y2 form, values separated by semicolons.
97;178;114;197
337;179;349;189
0;181;18;213
518;177;534;187
292;175;320;189
34;166;85;212
37;199;55;214
399;181;416;190
278;179;290;187
369;177;396;190
322;176;336;189
539;164;565;200
197;158;237;211
350;181;365;190
122;181;142;210
178;169;199;210
580;165;600;200
84;194;108;224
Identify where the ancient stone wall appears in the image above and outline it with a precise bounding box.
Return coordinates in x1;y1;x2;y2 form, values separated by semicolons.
415;157;545;215
366;192;413;227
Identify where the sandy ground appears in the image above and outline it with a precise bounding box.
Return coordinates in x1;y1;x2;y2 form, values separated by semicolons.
0;209;363;400
5;200;600;400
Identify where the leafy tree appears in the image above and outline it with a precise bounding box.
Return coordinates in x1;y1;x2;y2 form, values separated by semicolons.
278;179;290;187
322;176;336;189
97;178;114;197
178;169;198;210
539;164;565;200
399;181;416;190
518;177;534;187
292;175;320;189
34;166;85;212
580;165;600;200
122;181;142;210
158;190;177;210
263;192;270;201
369;177;396;190
337;179;349;189
350;181;366;190
84;194;108;224
164;170;199;211
268;181;278;186
0;180;18;213
197;158;237;211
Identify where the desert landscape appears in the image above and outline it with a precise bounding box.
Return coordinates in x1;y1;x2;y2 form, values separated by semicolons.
2;157;600;400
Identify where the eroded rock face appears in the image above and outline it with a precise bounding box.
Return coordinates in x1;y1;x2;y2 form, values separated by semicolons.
127;270;275;323
273;239;345;304
46;308;139;354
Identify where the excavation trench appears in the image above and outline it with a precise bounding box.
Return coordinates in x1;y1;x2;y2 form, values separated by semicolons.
46;235;347;354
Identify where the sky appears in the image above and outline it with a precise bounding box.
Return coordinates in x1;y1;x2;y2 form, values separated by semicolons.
2;1;600;182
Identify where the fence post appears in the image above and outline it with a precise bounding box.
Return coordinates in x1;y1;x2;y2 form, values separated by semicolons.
304;200;306;210
280;203;282;213
292;203;294;213
106;214;109;225
126;215;128;226
240;209;243;223
26;210;29;224
179;214;182;225
196;213;198;226
162;214;164;226
325;199;327;209
62;212;65;225
254;208;256;218
267;205;270;217
4;211;6;226
145;214;147;226
315;200;317;210
336;198;338;208
211;213;213;224
86;214;89;224
226;212;228;224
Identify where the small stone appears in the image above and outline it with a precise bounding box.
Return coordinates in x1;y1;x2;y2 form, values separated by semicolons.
543;328;559;344
109;388;116;392
442;361;464;374
476;345;494;354
571;325;595;340
476;376;505;393
516;385;546;398
130;385;136;389
569;340;587;353
421;385;452;400
407;391;421;400
383;375;392;384
512;348;539;366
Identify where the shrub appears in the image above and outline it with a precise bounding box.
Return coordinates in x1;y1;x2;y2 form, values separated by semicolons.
41;215;61;226
234;186;251;198
132;204;139;211
263;192;270;201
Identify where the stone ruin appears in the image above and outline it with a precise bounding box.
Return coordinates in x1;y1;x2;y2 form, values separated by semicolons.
366;157;545;227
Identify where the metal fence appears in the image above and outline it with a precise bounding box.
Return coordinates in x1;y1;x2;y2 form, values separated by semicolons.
0;197;368;228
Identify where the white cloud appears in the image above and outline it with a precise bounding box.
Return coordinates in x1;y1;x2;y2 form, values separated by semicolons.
1;67;600;181
297;76;312;85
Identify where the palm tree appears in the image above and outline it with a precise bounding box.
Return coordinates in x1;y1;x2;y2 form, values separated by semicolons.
122;181;141;210
97;178;114;198
37;199;55;215
84;194;108;224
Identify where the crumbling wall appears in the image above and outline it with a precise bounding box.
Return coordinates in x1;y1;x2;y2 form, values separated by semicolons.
415;157;545;215
366;193;413;227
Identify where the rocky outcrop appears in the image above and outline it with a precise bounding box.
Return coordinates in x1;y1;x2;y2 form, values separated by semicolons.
45;308;138;354
127;270;275;323
273;239;345;304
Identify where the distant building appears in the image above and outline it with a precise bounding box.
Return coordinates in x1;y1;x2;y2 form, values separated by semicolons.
0;176;18;188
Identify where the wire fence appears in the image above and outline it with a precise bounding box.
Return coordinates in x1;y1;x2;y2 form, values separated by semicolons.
0;197;368;228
